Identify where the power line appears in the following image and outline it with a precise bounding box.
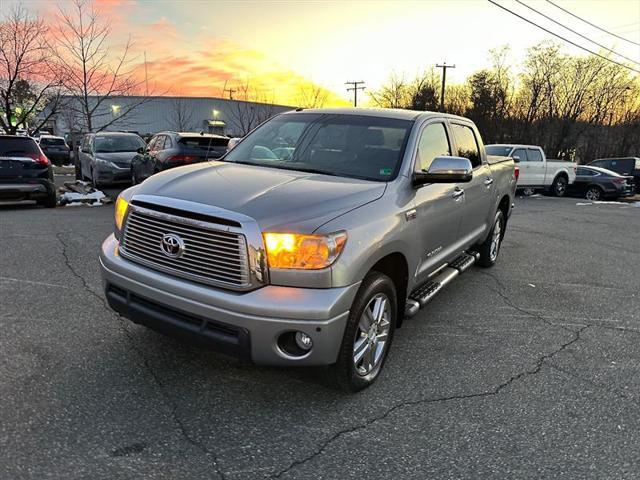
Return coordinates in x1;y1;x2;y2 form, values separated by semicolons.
514;0;640;66
545;0;640;47
487;0;640;74
435;63;456;112
345;81;365;107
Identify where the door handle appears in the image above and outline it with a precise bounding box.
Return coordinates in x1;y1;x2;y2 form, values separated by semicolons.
484;177;494;186
452;188;465;199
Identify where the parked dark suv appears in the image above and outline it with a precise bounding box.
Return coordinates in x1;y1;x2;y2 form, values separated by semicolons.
588;157;639;194
0;135;56;207
130;132;229;184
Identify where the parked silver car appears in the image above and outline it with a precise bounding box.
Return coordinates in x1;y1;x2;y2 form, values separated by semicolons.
77;132;146;187
100;108;517;391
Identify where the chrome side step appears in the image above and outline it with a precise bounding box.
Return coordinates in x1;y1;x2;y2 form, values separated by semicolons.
404;251;478;319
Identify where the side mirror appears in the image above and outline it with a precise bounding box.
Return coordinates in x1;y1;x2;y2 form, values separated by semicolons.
136;146;145;154
512;155;521;163
412;156;473;186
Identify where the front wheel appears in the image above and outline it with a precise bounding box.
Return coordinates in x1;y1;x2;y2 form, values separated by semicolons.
328;272;397;392
477;210;505;268
551;176;568;197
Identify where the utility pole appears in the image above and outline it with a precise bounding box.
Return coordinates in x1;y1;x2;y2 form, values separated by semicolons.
435;63;455;112
345;81;366;107
223;87;236;100
144;51;149;96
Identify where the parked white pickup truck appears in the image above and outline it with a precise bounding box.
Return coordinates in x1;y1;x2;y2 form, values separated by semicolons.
486;144;576;196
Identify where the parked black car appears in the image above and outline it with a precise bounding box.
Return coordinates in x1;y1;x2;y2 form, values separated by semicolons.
38;135;71;166
567;166;635;201
0;135;56;207
588;157;639;192
130;132;229;184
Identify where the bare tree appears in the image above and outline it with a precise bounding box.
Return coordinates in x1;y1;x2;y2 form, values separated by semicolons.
227;80;277;136
166;97;195;131
295;82;329;108
369;73;408;109
0;6;63;134
51;0;149;132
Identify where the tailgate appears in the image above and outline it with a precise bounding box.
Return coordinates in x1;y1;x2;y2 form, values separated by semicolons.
0;156;48;180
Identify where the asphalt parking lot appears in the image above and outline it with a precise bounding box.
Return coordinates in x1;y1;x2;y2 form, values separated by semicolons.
1;186;639;479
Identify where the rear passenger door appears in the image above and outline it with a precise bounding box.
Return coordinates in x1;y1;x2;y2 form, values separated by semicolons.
450;122;494;245
512;148;533;185
411;120;465;281
526;148;546;185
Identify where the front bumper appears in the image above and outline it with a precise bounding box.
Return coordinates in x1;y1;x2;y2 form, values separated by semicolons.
100;234;358;365
95;164;131;184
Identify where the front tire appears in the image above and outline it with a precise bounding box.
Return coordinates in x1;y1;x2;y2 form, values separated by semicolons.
477;210;505;268
328;272;397;392
551;175;568;197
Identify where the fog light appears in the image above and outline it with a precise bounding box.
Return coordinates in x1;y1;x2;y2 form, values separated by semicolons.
295;331;313;351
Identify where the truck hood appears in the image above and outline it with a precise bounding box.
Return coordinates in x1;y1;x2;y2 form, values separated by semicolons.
133;161;386;232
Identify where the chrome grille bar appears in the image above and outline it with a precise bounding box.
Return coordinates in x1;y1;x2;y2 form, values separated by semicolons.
120;206;251;288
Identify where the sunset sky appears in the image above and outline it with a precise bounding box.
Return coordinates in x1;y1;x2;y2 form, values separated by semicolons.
13;0;640;106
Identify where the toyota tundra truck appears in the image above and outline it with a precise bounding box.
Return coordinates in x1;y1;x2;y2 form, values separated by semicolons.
100;109;517;391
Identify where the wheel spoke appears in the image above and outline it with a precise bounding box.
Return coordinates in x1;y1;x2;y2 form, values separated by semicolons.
363;341;375;372
353;338;369;364
372;295;386;323
376;331;388;342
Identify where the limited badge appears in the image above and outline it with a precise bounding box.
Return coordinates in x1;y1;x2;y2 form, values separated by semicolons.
379;168;392;176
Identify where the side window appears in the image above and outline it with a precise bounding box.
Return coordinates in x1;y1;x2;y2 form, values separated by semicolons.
512;148;528;162
577;167;593;176
164;136;172;149
527;148;543;162
156;136;167;150
415;123;451;172
592;160;609;169
451;124;481;168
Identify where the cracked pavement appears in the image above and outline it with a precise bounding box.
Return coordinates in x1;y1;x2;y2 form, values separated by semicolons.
1;190;639;479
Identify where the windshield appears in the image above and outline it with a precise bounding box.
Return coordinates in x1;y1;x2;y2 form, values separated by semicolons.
94;135;145;153
179;136;229;149
224;113;413;181
485;145;513;156
40;137;66;146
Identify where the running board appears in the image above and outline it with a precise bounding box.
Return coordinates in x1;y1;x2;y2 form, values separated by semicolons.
404;251;478;318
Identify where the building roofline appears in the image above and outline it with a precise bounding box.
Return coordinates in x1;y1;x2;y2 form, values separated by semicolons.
58;94;295;109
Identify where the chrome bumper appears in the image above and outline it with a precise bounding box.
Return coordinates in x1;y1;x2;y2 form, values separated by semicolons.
100;234;358;365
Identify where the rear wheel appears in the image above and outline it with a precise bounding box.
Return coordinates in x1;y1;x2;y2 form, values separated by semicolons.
328;272;396;392
551;175;568;197
585;186;602;201
477;210;505;268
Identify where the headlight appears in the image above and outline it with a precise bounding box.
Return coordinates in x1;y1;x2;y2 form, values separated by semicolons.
114;195;129;231
263;232;347;270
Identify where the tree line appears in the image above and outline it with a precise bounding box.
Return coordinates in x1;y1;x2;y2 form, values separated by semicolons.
370;44;640;162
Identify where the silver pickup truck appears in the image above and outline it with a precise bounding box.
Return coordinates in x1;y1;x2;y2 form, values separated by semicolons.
100;108;517;391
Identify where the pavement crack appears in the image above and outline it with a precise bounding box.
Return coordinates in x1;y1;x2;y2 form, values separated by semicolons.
477;270;574;333
270;325;587;479
56;233;226;479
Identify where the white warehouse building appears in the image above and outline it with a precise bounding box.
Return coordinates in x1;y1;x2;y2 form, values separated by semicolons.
44;95;294;138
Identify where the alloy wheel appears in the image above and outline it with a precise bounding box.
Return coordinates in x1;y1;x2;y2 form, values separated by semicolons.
353;293;391;376
490;217;502;262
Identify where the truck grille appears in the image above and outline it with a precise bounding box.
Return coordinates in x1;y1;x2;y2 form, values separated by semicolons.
120;207;250;288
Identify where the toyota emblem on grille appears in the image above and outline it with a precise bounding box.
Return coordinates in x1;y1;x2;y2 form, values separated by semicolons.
160;233;185;258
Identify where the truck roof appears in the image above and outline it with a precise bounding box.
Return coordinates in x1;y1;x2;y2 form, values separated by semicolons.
286;107;471;123
486;144;543;149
